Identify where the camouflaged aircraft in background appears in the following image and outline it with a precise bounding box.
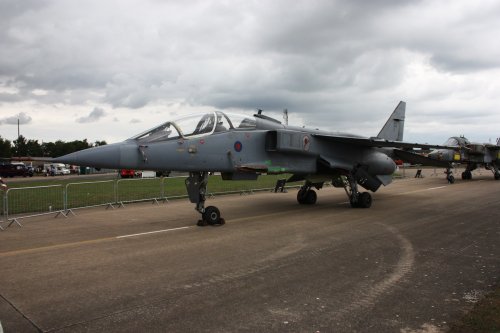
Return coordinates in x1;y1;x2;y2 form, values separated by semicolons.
56;101;449;226
395;136;500;183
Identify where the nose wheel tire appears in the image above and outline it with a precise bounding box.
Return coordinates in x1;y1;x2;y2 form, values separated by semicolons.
200;206;225;226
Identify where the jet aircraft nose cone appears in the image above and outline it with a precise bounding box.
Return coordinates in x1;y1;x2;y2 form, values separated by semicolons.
55;143;122;168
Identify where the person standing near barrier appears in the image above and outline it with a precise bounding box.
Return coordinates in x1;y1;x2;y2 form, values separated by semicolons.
0;177;7;191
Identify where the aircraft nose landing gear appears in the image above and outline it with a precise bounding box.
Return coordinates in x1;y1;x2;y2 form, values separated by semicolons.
200;206;225;226
445;168;455;184
185;172;225;226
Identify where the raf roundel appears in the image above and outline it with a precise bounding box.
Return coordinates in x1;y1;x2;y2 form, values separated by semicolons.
234;141;243;152
303;135;311;151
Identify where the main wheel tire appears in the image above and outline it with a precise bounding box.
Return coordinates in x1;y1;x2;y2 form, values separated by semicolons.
495;172;500;180
447;175;455;184
203;206;221;225
358;192;372;208
297;189;306;204
305;190;317;205
461;172;467;180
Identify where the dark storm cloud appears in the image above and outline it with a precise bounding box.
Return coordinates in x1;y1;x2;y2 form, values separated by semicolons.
1;0;497;104
76;107;106;123
0;0;499;143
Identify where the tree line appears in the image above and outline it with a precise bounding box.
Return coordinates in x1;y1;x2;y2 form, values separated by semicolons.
0;135;107;158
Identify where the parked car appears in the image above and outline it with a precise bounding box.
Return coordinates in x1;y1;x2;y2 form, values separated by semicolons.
0;163;34;177
120;169;137;178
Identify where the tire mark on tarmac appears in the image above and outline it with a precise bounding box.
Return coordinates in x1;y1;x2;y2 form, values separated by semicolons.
329;222;415;322
46;223;414;332
46;236;343;332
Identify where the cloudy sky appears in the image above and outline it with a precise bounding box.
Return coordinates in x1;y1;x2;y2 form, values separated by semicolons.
1;0;499;144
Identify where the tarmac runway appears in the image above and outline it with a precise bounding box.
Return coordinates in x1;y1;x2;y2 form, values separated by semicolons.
1;170;499;332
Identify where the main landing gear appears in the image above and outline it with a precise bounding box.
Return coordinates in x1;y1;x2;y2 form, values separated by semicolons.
486;164;500;180
461;170;472;180
461;163;476;180
342;173;372;208
459;164;500;181
185;172;225;226
297;173;372;208
297;181;320;205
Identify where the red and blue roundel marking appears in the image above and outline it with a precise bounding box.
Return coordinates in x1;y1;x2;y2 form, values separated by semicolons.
234;141;243;152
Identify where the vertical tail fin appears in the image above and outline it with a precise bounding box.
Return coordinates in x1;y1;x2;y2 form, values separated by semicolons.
377;101;405;141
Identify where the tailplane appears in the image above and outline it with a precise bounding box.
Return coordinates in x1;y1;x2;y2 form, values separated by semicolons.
377;101;405;141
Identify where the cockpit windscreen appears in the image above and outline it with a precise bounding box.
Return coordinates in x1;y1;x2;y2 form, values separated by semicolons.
130;111;256;144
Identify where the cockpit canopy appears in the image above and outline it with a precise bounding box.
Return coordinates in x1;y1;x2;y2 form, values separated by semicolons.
443;136;470;147
131;111;257;144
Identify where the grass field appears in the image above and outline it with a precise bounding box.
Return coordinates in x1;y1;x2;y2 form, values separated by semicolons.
1;174;301;217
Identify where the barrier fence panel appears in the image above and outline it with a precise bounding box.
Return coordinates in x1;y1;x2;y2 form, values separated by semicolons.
66;180;117;211
162;176;189;199
0;174;308;230
117;178;163;204
5;185;65;225
0;191;5;230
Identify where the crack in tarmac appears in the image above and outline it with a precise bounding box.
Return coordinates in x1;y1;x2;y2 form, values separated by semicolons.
0;293;43;333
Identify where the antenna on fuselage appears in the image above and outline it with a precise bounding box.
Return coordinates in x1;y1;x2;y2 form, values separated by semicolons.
283;109;288;125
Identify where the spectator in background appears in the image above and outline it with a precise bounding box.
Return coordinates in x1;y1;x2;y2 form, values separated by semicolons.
0;177;7;191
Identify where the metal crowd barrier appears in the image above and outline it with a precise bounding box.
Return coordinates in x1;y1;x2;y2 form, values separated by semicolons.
65;180;117;213
3;185;67;228
0;175;301;231
0;191;5;230
116;178;164;205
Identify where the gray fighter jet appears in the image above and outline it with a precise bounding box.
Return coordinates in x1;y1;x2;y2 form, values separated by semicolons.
56;101;448;225
394;136;500;183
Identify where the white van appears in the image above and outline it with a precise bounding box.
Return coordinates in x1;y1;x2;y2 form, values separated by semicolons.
43;163;71;176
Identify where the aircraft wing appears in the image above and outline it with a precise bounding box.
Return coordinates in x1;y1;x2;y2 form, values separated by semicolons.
393;149;452;167
312;134;453;150
485;144;500;151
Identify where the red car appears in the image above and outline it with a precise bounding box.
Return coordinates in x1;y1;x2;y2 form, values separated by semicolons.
119;169;136;178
